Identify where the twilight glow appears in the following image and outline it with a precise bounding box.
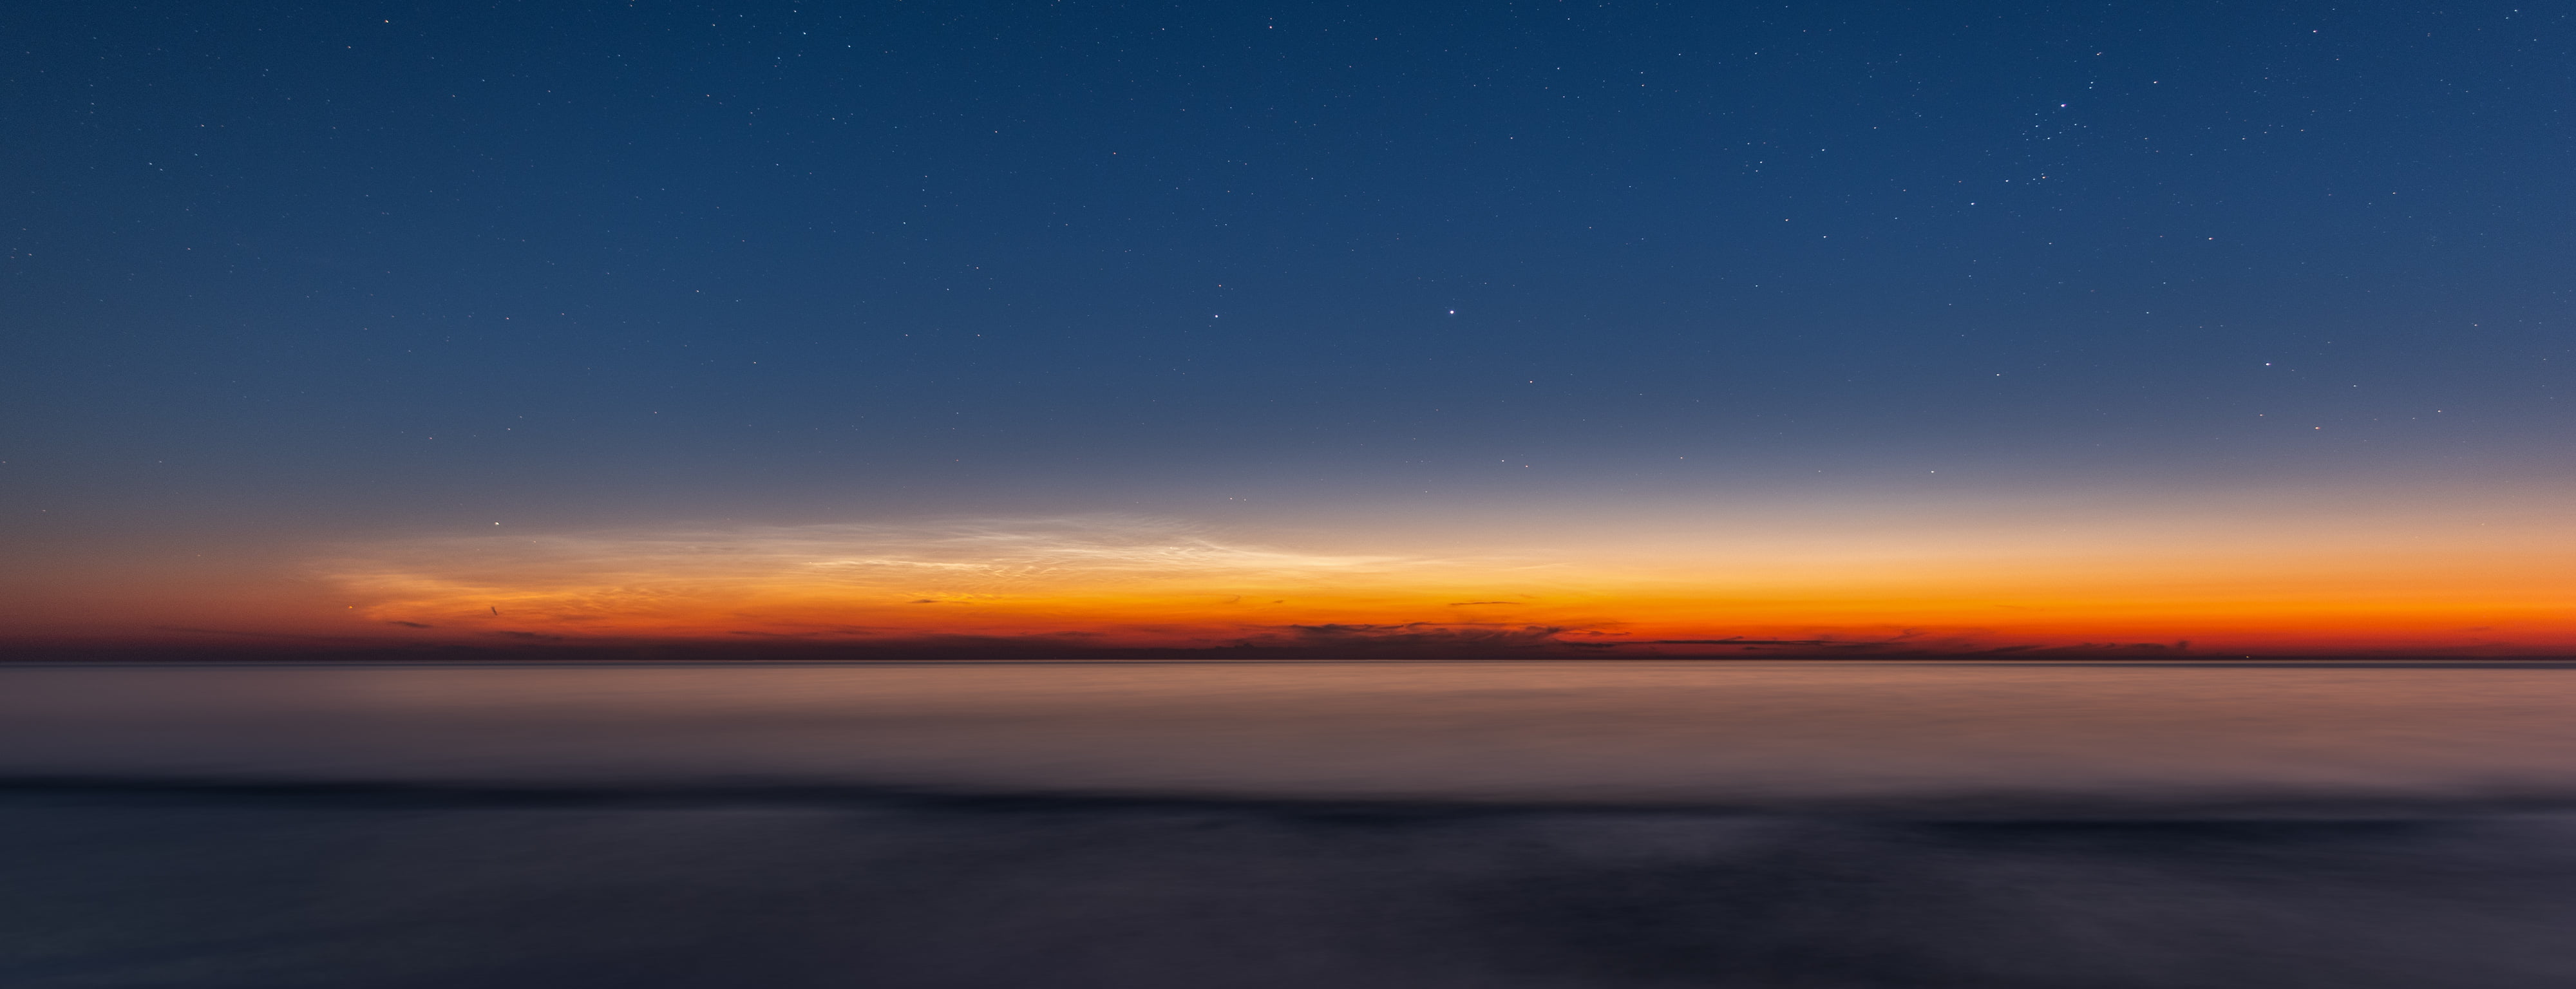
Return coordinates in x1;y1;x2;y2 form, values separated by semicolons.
23;482;2530;656
6;3;2571;660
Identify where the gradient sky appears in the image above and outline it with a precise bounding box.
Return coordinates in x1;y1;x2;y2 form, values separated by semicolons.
5;1;2571;655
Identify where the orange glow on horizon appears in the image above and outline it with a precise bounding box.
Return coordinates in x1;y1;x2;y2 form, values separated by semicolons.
301;505;2576;654
11;491;2572;655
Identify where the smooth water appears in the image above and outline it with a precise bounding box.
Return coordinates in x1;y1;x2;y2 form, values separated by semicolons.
10;661;2576;810
6;661;2575;987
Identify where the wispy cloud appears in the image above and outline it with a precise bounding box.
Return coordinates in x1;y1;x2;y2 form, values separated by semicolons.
330;516;1414;587
318;516;1460;634
789;517;1413;589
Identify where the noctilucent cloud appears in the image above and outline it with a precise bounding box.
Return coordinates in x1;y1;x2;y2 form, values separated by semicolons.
5;1;2570;655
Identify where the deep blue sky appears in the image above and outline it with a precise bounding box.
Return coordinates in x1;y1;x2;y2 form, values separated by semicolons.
6;1;2570;543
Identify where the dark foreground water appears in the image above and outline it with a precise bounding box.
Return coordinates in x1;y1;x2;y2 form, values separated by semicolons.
5;661;2575;988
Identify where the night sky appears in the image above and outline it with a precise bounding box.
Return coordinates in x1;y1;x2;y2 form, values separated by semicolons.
6;1;2571;655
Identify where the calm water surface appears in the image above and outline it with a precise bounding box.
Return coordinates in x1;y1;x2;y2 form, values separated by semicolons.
5;661;2574;811
10;661;2576;988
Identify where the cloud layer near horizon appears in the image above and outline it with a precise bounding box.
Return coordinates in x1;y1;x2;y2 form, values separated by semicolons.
326;516;1545;645
284;509;2576;655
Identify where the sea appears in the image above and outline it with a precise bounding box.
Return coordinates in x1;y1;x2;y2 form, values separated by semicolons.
4;660;2573;988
